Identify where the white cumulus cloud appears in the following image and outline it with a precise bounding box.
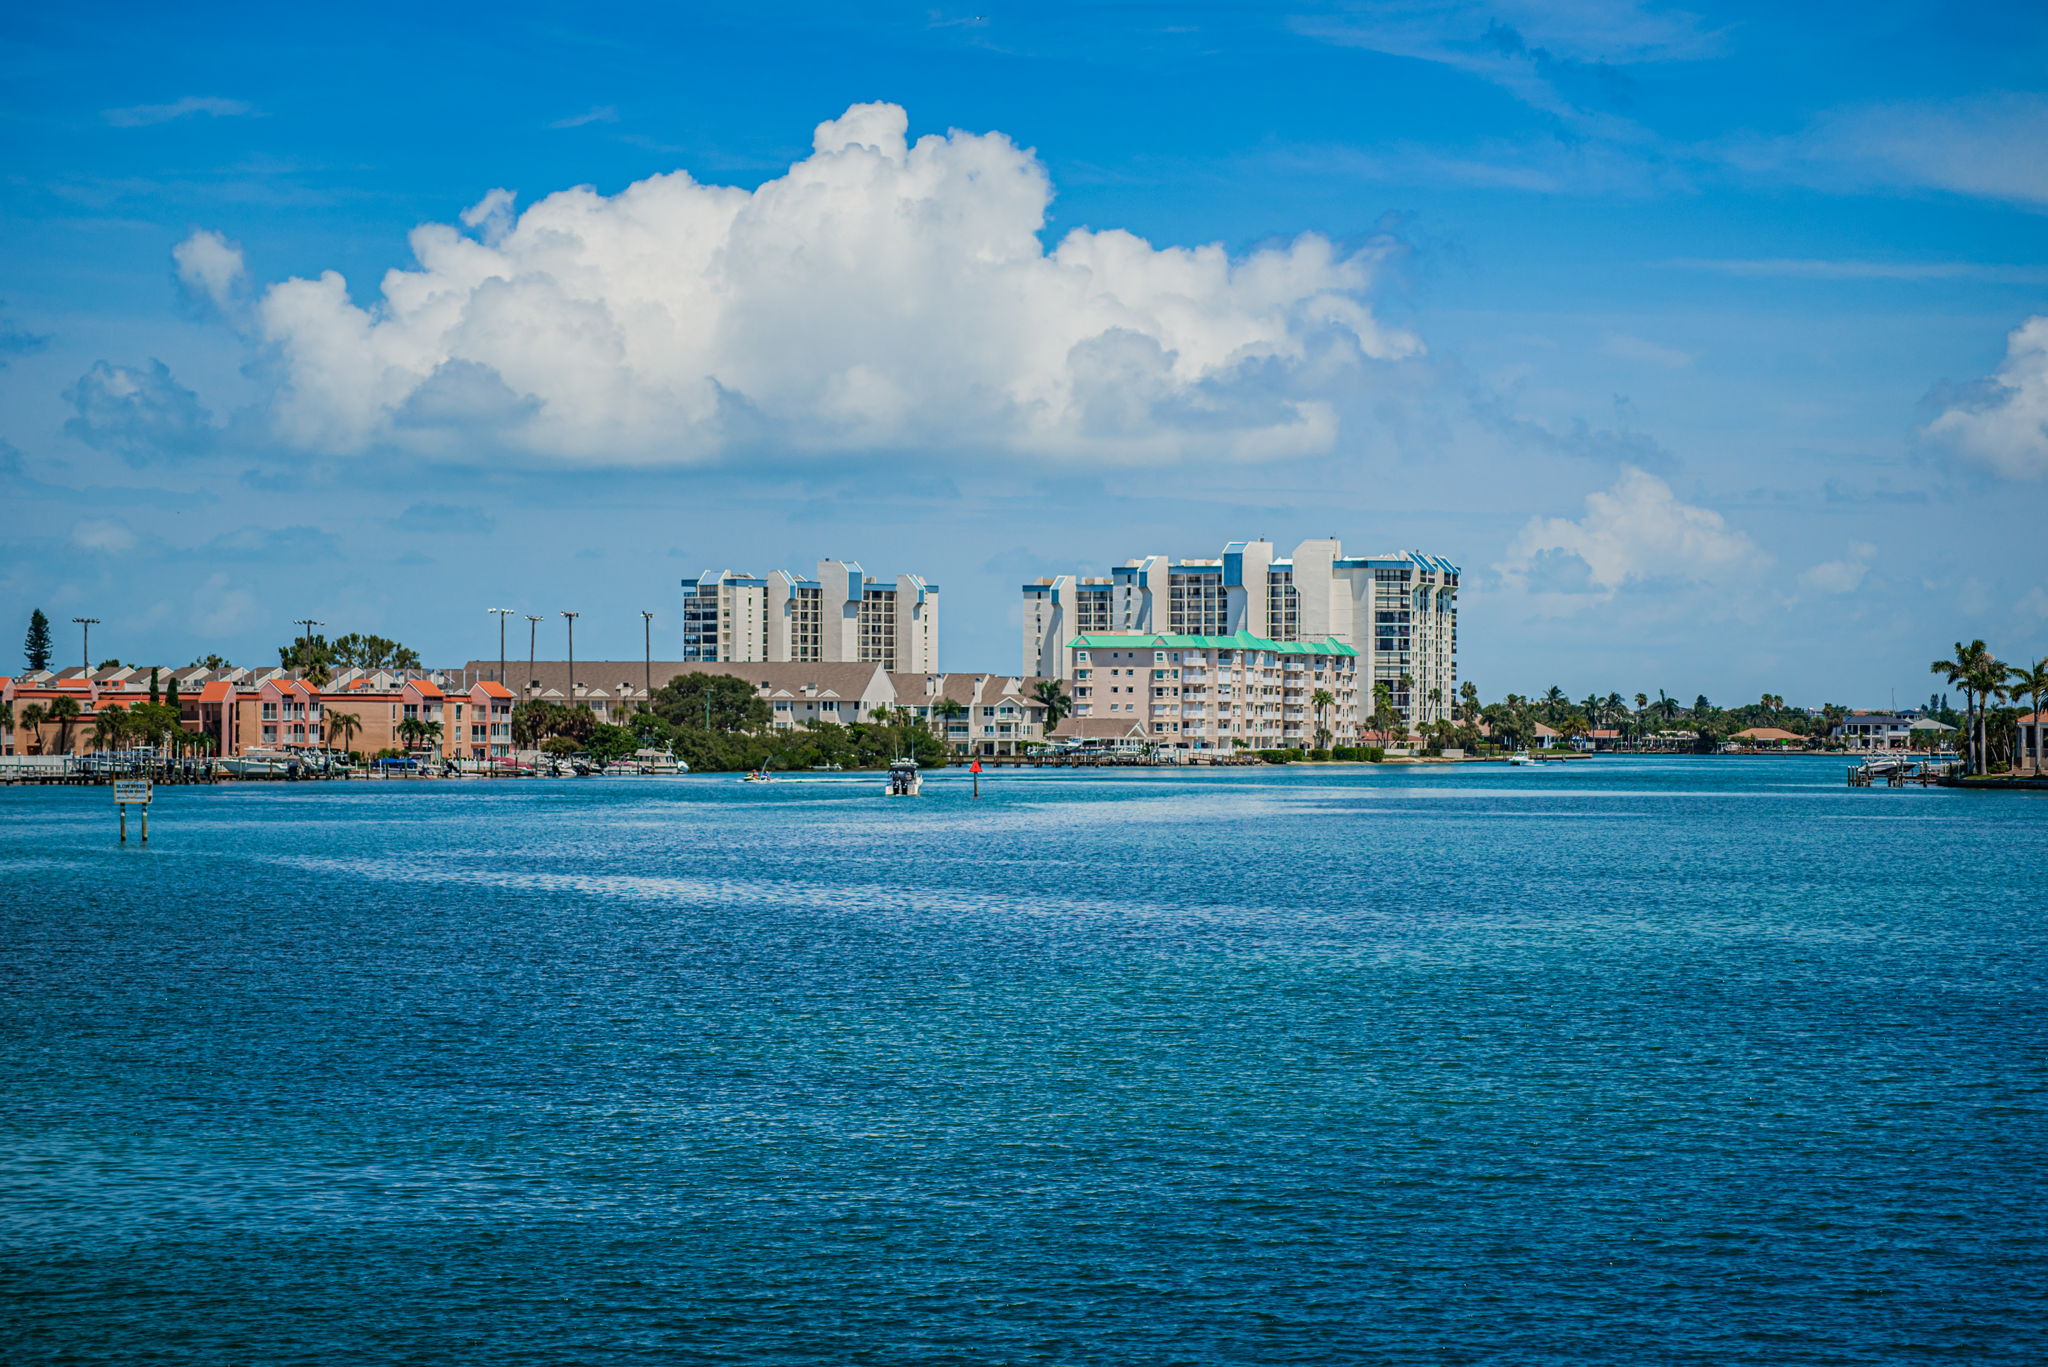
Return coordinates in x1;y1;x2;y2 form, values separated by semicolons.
71;518;138;553
244;102;1418;466
1797;540;1876;595
1925;315;2048;479
1498;466;1763;605
173;229;246;313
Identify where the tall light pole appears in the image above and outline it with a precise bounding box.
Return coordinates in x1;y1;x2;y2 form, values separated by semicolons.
488;608;515;686
562;612;580;697
640;611;654;704
292;619;323;676
71;617;100;674
524;616;542;697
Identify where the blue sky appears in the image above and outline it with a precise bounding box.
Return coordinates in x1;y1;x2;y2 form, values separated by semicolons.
3;0;2044;703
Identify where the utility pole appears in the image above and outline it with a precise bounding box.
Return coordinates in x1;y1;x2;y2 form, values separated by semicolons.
562;612;580;697
640;611;654;704
525;615;542;697
488;608;515;685
71;617;100;674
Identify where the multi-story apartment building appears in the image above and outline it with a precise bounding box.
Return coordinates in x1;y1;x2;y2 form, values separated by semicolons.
1023;538;1458;727
0;666;519;762
1064;633;1360;750
680;559;938;673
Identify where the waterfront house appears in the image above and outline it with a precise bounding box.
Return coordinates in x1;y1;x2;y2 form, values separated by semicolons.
1831;712;1915;749
1731;726;1804;748
890;671;1053;757
2019;712;2044;775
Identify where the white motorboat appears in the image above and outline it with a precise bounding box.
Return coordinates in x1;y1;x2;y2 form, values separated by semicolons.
885;758;922;796
219;748;304;778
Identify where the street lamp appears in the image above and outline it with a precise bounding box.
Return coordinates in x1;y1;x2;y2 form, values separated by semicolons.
487;608;515;686
71;617;100;674
524;615;542;696
562;612;580;696
640;611;654;703
291;619;324;676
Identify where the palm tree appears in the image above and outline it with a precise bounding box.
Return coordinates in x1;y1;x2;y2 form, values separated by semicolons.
396;716;425;750
18;702;46;754
90;708;130;754
1968;651;2009;774
1031;678;1072;730
930;697;969;745
46;696;81;754
328;709;363;760
1311;688;1335;750
2009;657;2048;776
1932;640;1994;774
417;718;443;754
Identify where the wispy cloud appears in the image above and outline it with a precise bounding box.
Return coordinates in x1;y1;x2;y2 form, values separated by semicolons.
1602;332;1692;368
1265;135;1683;196
0;306;48;365
1292;0;1721;136
1721;92;2048;209
548;105;619;129
103;96;259;128
1665;257;2048;284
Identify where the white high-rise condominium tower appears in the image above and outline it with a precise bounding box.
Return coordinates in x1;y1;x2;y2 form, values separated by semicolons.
1022;538;1459;725
681;560;939;673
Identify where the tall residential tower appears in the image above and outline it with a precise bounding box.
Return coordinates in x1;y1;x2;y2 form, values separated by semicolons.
681;560;939;673
1023;538;1458;725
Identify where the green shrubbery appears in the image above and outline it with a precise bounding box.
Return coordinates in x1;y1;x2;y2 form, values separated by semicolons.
1259;745;1388;764
508;676;953;772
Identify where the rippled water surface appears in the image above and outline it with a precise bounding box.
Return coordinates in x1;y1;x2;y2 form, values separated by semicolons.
3;758;2045;1365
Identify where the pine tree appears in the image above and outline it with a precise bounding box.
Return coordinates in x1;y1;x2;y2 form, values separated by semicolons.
23;609;51;672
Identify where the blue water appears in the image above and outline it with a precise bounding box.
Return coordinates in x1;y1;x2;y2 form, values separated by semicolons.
3;758;2044;1365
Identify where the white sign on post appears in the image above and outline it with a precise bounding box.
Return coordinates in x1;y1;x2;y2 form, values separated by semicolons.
113;780;152;805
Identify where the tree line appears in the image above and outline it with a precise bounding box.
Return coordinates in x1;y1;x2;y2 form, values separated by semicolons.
1932;640;2047;776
